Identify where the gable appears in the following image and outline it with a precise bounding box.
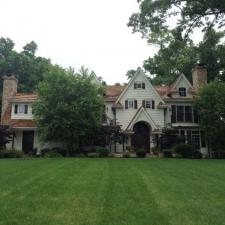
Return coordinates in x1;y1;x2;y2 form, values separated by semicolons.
126;107;157;131
173;74;193;90
116;69;165;106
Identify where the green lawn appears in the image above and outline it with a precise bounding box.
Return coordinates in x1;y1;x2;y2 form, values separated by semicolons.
0;158;225;225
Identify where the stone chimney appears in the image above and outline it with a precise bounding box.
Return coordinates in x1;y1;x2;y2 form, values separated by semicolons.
1;74;18;121
192;64;207;91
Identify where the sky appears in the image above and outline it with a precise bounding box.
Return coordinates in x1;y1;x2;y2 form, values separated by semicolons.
0;0;157;84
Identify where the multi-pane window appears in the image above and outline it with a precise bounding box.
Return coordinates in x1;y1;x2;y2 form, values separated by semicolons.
171;105;199;123
134;82;145;89
142;99;155;109
179;87;186;97
125;99;137;109
14;104;28;114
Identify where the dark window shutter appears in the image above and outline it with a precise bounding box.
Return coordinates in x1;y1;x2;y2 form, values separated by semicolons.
142;100;145;108
134;100;137;109
152;100;155;109
142;83;145;89
134;83;137;89
14;105;18;114
24;105;28;114
125;100;128;109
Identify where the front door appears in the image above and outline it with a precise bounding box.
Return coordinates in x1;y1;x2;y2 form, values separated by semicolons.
22;131;34;154
131;122;150;151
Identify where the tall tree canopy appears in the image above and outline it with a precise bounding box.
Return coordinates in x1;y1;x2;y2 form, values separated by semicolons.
142;28;225;84
33;66;104;152
195;82;225;151
128;0;225;45
0;37;51;93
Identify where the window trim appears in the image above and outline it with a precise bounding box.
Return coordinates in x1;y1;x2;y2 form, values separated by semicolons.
134;81;145;90
14;104;29;115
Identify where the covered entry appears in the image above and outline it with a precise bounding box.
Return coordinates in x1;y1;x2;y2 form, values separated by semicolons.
131;121;151;151
22;131;34;154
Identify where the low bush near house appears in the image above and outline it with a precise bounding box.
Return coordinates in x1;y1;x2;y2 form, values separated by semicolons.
0;149;24;158
173;144;202;158
163;149;173;158
51;147;67;157
151;146;161;155
87;152;99;158
173;144;192;158
136;149;146;158
44;150;62;158
122;151;131;158
96;147;109;157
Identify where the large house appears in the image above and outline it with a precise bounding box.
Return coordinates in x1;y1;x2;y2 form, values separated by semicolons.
1;65;208;155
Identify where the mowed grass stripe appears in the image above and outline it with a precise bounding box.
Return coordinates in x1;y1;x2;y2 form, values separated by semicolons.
0;158;225;225
133;159;225;225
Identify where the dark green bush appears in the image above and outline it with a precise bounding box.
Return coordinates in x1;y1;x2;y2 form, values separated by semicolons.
51;147;67;157
96;147;109;157
86;152;99;158
163;149;173;158
0;149;24;158
173;144;192;158
136;149;146;158
42;149;62;158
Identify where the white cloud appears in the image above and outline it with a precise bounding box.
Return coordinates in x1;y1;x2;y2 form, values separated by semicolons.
0;0;156;84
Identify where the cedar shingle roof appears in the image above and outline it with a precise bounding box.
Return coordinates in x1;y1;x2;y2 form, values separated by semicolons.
9;93;38;102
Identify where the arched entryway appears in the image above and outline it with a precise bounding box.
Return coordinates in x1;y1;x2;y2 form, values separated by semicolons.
131;121;151;152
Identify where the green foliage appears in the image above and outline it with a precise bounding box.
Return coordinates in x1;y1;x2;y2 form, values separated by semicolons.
128;0;225;45
135;149;146;158
96;147;109;157
0;125;13;149
143;28;225;84
162;149;173;158
33;68;104;152
195;81;225;150
0;149;24;158
173;143;193;158
43;150;63;158
151;146;161;153
86;152;99;158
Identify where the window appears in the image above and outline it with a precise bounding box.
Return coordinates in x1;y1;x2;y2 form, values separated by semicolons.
14;104;28;114
177;106;184;122
179;87;186;97
134;82;145;89
171;105;198;123
142;99;155;109
125;99;137;109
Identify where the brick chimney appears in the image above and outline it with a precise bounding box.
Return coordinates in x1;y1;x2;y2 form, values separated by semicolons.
192;64;207;91
1;74;18;121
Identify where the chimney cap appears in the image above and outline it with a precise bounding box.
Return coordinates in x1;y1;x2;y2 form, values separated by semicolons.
3;74;18;82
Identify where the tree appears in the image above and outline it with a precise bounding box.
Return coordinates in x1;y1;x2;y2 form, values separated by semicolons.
128;0;225;45
0;125;13;149
142;28;225;84
33;66;104;153
195;81;225;151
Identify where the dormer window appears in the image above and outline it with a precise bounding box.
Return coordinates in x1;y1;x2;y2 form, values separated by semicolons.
179;87;186;97
134;82;145;89
14;104;28;114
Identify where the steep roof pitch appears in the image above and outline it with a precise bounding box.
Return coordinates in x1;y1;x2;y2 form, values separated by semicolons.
115;68;165;104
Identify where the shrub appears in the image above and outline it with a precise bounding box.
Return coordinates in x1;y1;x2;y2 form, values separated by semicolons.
0;149;24;158
96;147;109;157
151;146;161;155
87;152;99;158
173;144;192;158
163;149;173;158
42;149;62;158
123;151;131;158
136;149;146;158
126;146;135;152
51;147;67;157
